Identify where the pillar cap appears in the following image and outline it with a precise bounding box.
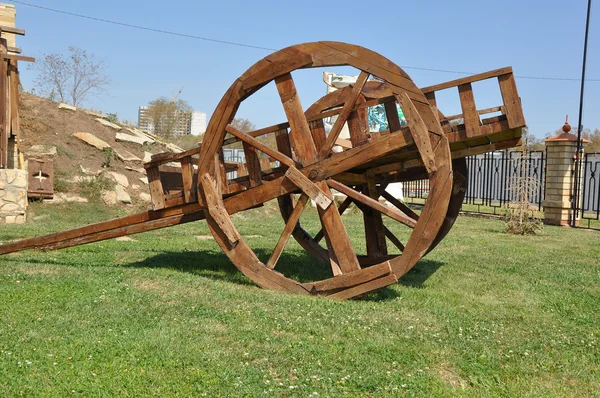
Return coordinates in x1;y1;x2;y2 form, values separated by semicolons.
544;116;591;143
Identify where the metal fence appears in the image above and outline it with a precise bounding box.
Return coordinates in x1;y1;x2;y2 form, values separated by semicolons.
404;150;546;215
223;148;245;179
224;146;600;228
580;152;600;228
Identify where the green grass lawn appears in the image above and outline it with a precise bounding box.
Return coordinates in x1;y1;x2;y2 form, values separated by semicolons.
1;202;599;397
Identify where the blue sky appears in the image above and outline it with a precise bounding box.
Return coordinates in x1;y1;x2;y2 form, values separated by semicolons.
11;0;600;138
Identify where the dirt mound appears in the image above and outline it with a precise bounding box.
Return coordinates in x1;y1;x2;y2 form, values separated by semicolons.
18;93;184;205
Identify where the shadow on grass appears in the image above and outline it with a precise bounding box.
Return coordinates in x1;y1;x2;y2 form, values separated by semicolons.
124;250;444;300
124;249;335;286
398;259;445;289
8;248;443;301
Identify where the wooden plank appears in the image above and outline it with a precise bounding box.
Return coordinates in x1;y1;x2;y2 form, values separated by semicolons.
179;156;196;203
222;128;419;217
420;67;513;93
242;141;262;188
330;274;398;300
398;93;437;175
332;172;367;185
309;119;327;152
424;91;437;107
146;146;202;168
0;39;6;168
358;189;380;258
443;106;504;122
0;53;34;63
347;95;370;146
304;261;392;293
146;166;165;210
384;226;405;252
200;173;240;247
225;124;296;167
0;26;25;36
275;73;318;165
223;122;289;146
380;190;420;221
216;150;229;195
366;170;387;255
240;53;312;90
335;137;352;149
266;194;309;269
260;158;273;174
316;181;361;274
43;211;205;251
9;59;19;143
0;201;207;255
384;101;402;133
327;179;417;228
390;135;453;277
458;83;480;138
284;166;332;210
274;128;293;157
312;195;354;244
221;95;396;147
7;46;21;54
319;71;370;158
498;73;525;128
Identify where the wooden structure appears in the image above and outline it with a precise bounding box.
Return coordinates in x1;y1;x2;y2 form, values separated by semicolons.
0;43;525;299
27;158;53;199
0;24;33;168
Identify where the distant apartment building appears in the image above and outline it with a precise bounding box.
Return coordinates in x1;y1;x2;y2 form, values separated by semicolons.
138;106;207;136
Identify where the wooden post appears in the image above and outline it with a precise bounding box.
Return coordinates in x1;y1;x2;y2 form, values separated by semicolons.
0;37;7;168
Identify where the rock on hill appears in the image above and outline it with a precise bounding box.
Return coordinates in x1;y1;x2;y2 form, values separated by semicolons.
19;92;188;206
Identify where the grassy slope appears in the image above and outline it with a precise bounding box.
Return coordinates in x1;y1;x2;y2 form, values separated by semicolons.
0;202;598;397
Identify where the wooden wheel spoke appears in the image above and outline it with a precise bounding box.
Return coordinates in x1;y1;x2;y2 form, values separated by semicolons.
384;226;405;252
319;71;370;158
275;73;318;166
327;179;417;228
225;124;296;168
284;166;332;210
397;92;437;175
266;194;309;269
379;189;420;222
313;195;353;244
316;182;361;275
362;170;387;257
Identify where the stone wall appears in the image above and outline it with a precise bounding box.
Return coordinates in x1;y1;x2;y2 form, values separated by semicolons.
0;169;27;224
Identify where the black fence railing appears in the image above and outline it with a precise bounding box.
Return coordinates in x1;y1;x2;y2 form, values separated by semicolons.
404;150;546;215
580;152;600;229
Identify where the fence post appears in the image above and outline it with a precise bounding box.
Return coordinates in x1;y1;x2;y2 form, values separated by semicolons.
542;120;589;226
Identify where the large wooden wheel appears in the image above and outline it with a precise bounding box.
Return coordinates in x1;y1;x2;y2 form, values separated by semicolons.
198;42;458;299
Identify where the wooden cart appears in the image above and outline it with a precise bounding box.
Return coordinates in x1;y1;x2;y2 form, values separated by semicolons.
0;42;525;299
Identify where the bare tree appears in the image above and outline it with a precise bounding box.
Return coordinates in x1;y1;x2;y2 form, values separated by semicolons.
143;97;193;138
30;46;110;106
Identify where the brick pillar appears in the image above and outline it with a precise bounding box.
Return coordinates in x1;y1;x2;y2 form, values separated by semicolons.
542;120;589;226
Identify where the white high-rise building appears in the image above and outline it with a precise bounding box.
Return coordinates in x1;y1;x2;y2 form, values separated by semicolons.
138;106;206;136
190;111;207;136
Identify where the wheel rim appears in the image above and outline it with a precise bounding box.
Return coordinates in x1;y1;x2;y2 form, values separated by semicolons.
198;42;455;298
